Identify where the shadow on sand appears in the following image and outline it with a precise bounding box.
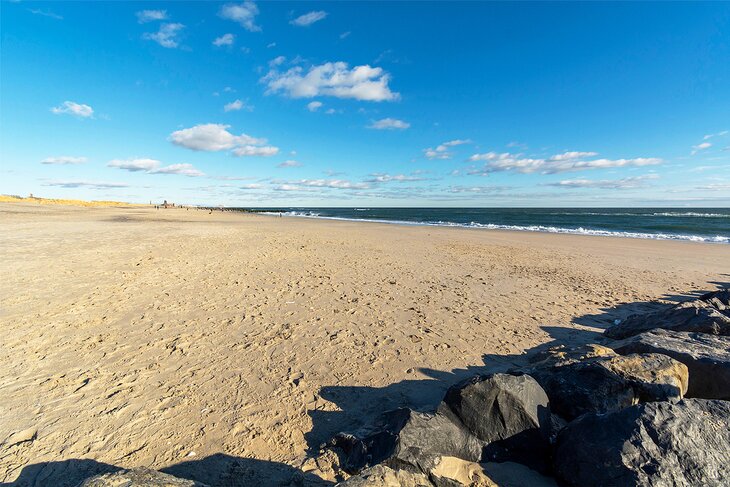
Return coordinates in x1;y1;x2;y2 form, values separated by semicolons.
6;281;728;487
3;453;333;487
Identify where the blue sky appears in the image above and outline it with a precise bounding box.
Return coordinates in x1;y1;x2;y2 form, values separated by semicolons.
2;1;729;206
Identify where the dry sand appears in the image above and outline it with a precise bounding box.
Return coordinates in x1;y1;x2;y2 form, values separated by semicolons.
1;202;728;485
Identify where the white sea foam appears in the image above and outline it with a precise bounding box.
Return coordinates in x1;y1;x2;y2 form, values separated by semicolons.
273;211;729;244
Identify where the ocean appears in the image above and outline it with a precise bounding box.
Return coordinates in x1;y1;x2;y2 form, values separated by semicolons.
246;208;730;244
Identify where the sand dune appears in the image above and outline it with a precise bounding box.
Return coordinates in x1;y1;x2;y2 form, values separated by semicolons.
1;202;727;485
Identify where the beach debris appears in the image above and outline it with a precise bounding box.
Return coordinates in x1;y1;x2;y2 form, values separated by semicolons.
438;373;552;472
331;408;484;475
613;329;730;399
604;300;730;339
80;467;208;486
553;399;730;487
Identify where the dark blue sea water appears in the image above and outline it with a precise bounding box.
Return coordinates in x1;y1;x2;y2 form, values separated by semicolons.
251;208;730;243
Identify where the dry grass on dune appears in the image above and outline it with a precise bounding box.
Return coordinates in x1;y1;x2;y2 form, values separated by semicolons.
0;194;140;208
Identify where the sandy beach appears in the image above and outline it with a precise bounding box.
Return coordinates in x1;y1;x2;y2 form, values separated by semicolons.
1;202;728;486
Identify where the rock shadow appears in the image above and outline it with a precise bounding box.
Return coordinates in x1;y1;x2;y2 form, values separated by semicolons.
305;282;729;454
3;453;333;487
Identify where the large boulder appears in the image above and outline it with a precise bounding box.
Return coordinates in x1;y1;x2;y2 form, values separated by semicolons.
613;329;730;399
79;468;207;486
520;345;688;420
553;399;730;487
700;288;730;315
604;301;730;339
437;373;552;472
331;408;483;475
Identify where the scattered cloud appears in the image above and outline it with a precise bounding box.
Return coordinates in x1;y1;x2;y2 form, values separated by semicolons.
448;185;512;193
290;11;327;27
368;118;410;130
43;180;129;189
307;101;323;112
232;145;279;157
108;158;204;177
262;62;399;102
213;33;235;46
219;2;261;32
466;150;662;175
108;158;161;172
545;174;659;189
28;8;63;20
277;160;302;168
51;101;94;118
703;130;728;140
267;42;276;48
424;139;471;159
224;99;249;112
136;9;167;23
276;179;370;191
269;55;286;67
691;142;712;155
143;23;185;48
696;183;730;191
365;173;425;183
169;123;268;152
153;163;205;177
239;183;263;189
340;31;351;40
41;156;87;165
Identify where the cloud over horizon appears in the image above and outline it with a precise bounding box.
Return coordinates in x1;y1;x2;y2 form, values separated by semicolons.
169;123;278;157
467;151;662;175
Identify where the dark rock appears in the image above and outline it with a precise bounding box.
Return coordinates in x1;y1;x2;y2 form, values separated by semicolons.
79;467;208;486
604;301;730;339
520;345;688;420
700;288;730;315
437;373;551;472
613;329;730;399
553;399;730;487
331;408;483;475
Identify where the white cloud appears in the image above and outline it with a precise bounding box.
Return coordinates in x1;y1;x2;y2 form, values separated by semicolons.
307;101;323;112
108;158;204;177
232;145;279;157
691;142;712;155
279;179;370;190
44;180;129;189
223;99;246;112
136;9;167;23
153;163;205;177
696;183;730;191
424;139;471;160
290;11;327;27
28;8;63;20
545;174;658;189
366;173;424;183
108;158;161;172
368;118;410;130
143;23;184;48
213;33;235;46
448;185;512;193
277;160;302;168
340;31;351;40
219;2;261;32
50;101;94;118
703;130;728;140
41;156;87;165
169;123;267;152
467;151;662;175
269;56;286;68
239;183;263;189
262;62;399;102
